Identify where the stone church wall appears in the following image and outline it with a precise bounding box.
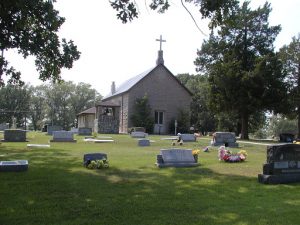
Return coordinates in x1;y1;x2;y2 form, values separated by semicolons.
98;115;119;134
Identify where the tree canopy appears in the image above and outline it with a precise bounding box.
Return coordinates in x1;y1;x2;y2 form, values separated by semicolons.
0;0;80;86
279;33;300;136
110;0;238;27
194;1;287;139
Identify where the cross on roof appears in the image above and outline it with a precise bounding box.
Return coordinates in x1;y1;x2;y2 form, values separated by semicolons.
156;35;166;51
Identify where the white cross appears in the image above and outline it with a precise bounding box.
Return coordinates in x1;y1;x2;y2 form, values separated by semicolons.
156;35;166;51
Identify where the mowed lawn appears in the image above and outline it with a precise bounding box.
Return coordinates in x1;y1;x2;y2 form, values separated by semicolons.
0;132;300;225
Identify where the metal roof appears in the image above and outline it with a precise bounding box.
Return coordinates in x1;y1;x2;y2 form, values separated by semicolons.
77;107;96;116
103;67;155;100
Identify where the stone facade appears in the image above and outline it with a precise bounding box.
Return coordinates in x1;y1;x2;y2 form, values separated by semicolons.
98;115;119;134
99;64;192;134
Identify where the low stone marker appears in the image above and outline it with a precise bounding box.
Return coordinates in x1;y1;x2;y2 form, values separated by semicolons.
2;129;27;142
138;139;150;146
210;132;238;147
0;160;28;172
179;133;196;142
70;128;78;134
47;125;62;135
156;149;198;168
83;153;107;167
258;144;300;184
50;131;77;142
78;127;92;136
131;131;148;138
27;144;50;148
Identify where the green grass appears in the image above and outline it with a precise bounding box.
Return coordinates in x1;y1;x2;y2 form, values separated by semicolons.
1;132;300;225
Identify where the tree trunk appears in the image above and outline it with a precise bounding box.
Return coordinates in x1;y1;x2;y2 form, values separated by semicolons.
240;112;249;140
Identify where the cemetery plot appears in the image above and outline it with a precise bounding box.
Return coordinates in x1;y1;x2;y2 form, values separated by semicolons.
0;160;28;172
131;131;148;138
78;127;92;136
138;139;150;146
179;133;196;142
258;144;300;184
50;131;77;142
211;132;238;147
2;129;27;142
27;144;50;148
156;149;198;168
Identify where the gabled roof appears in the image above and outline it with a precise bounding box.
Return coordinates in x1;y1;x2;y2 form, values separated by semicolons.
77;107;96;116
103;67;155;100
102;64;192;101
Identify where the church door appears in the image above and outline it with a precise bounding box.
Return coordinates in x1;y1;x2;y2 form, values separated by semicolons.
154;111;165;134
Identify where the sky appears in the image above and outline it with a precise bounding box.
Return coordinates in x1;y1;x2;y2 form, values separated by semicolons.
5;0;300;96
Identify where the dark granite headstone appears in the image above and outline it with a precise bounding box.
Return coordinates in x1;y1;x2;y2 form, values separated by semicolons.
138;139;150;146
258;144;300;184
0;160;28;172
50;131;77;142
3;129;26;142
211;132;238;147
279;133;294;143
83;153;107;167
78;127;92;135
156;149;198;168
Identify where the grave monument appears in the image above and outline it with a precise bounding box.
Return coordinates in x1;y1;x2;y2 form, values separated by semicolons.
258;144;300;184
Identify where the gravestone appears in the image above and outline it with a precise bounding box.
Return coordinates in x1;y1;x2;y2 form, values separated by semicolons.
258;144;300;184
50;131;77;142
78;127;92;136
3;129;26;142
47;125;62;135
156;149;198;168
27;144;50;148
211;132;238;147
0;123;9;131
179;133;196;142
83;153;107;167
138;139;150;146
279;133;294;143
131;131;147;138
0;160;28;172
70;127;78;134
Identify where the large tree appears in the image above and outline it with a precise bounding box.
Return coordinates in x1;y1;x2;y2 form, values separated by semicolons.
0;0;80;86
279;34;300;137
194;1;287;139
0;84;31;128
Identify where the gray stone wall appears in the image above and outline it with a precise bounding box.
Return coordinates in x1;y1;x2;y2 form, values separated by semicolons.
98;115;119;134
128;65;192;134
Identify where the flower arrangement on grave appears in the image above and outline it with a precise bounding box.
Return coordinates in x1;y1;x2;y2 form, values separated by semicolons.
218;146;247;162
192;149;200;162
86;159;109;169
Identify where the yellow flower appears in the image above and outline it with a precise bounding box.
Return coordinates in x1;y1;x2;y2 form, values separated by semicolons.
192;149;200;155
238;150;248;156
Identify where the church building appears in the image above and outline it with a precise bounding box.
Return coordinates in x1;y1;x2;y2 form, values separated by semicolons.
96;36;192;134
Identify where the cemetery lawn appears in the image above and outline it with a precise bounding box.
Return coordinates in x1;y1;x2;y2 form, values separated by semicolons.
1;132;300;225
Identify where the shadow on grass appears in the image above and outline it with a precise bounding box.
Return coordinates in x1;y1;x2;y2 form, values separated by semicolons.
1;147;300;225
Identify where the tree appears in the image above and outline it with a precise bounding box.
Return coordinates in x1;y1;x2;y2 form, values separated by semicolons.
194;1;287;139
279;34;300;137
0;0;80;86
29;85;47;130
110;0;238;27
177;73;217;134
0;84;31;128
130;95;154;133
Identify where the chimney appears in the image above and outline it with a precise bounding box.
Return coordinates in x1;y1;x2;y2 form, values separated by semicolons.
111;81;116;95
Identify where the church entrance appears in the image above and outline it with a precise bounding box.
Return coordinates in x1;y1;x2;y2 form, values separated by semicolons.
154;110;165;134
